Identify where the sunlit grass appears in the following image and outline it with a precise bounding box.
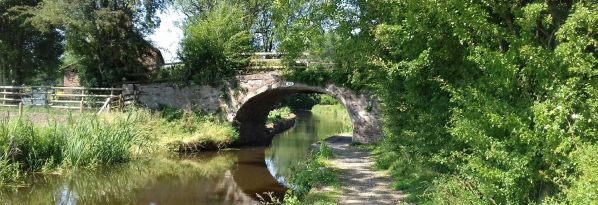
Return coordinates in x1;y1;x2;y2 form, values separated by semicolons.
312;104;352;136
0;114;141;185
283;143;340;204
267;106;295;126
0;106;239;186
102;107;238;152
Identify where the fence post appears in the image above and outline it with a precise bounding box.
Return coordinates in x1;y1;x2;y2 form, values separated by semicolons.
80;88;85;113
80;101;84;113
18;102;23;116
2;88;5;105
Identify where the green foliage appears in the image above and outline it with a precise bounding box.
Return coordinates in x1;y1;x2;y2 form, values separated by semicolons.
0;0;63;85
278;93;321;111
286;142;338;200
0;115;140;185
279;0;598;204
172;0;275;52
318;95;338;105
25;0;165;86
559;144;598;204
120;107;239;150
177;2;253;84
267;106;293;125
0;107;239;186
311;104;352;135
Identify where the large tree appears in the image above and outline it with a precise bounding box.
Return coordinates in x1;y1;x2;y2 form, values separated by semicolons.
24;0;165;86
0;0;63;85
276;0;598;204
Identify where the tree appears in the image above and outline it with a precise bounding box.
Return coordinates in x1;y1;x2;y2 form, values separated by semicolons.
24;0;165;87
0;0;63;85
177;2;252;84
276;0;598;204
173;0;275;52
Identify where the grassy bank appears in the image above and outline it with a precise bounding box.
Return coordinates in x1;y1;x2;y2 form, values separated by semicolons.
0;114;140;185
0;107;238;186
267;107;295;126
311;104;352;136
114;107;238;152
281;142;340;205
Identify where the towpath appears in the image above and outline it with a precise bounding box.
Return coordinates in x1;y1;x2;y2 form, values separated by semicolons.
323;136;408;205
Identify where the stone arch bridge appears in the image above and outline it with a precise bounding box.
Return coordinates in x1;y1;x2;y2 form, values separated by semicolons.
122;71;382;145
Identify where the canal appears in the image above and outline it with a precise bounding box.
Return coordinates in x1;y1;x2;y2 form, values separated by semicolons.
0;108;351;204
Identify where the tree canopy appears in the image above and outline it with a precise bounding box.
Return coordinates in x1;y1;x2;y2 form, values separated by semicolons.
22;0;166;86
273;0;598;203
0;0;63;85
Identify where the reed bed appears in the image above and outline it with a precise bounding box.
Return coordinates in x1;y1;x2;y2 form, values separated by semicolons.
0;107;239;185
0;115;140;185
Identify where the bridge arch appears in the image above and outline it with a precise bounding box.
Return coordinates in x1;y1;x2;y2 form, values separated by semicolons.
228;73;382;145
123;71;382;146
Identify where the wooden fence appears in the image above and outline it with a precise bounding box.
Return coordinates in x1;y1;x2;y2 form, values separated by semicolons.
154;52;336;74
0;86;123;112
247;52;335;72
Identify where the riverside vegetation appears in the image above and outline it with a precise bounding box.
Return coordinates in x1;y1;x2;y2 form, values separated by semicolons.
2;0;597;204
0;107;238;186
261;142;340;205
273;1;598;204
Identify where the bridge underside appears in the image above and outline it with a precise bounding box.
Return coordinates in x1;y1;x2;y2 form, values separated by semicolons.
232;87;324;146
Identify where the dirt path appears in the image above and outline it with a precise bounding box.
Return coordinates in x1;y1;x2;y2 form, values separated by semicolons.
324;136;407;205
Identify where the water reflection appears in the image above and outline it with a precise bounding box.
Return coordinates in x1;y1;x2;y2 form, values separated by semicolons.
1;153;257;205
0;109;350;205
265;111;351;185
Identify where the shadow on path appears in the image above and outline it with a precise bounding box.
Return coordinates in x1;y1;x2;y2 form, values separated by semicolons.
324;136;408;205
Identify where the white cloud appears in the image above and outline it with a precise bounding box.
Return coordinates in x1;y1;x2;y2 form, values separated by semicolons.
148;7;185;62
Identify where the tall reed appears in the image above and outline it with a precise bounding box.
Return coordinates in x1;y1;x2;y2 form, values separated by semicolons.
0;115;141;185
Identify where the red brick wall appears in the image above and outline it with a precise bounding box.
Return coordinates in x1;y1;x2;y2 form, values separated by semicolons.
63;69;80;87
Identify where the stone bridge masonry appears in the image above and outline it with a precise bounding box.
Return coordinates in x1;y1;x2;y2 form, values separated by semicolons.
122;71;382;145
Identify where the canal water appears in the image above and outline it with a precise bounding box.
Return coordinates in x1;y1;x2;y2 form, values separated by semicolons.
0;108;351;205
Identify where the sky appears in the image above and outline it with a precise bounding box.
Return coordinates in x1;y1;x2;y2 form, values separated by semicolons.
148;7;185;62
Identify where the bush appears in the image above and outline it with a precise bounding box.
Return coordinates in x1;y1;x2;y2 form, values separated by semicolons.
318;95;339;105
286;143;338;200
177;2;253;84
281;1;598;204
267;107;294;125
278;93;321;111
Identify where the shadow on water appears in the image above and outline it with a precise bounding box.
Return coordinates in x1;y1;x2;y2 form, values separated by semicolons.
0;108;350;205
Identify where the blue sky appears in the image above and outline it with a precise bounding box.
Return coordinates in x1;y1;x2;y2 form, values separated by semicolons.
148;6;185;62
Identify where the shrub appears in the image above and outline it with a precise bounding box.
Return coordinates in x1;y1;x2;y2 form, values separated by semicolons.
178;2;253;84
286;143;338;200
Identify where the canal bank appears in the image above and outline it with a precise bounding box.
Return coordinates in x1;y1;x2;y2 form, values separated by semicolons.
1;105;351;204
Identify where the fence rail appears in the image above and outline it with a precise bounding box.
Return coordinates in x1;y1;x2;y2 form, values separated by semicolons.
155;52;335;74
0;86;123;112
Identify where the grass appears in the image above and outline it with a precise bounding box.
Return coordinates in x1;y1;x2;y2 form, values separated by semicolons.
0;106;239;186
267;106;295;125
0;114;141;185
282;142;341;205
111;107;238;152
312;104;353;136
